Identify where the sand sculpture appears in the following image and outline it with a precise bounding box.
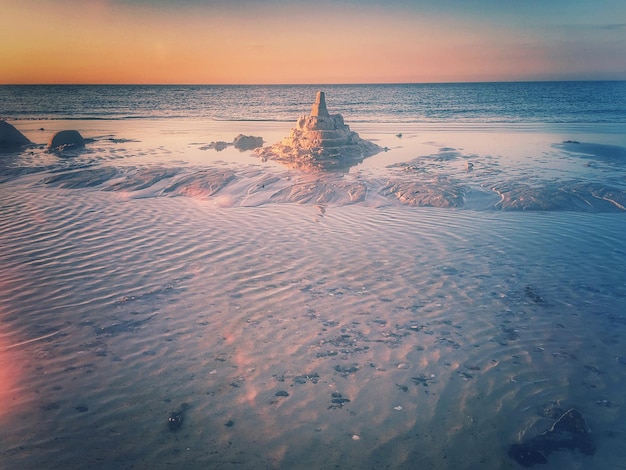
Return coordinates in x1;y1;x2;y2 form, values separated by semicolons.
0;120;31;150
255;91;382;170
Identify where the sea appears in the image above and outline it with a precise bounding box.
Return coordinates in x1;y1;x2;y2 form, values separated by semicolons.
2;81;626;123
1;82;626;469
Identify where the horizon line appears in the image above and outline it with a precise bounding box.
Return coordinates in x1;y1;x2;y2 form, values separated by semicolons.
2;79;626;87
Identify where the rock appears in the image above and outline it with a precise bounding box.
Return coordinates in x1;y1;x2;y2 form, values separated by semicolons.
202;141;229;151
508;408;595;467
167;403;190;432
255;91;382;171
329;392;350;408
0;120;31;150
201;135;263;152
233;134;264;151
48;130;85;151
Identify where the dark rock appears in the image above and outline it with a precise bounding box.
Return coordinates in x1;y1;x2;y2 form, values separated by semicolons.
525;285;544;303
508;408;595;467
294;373;319;384
204;141;229;151
0;120;31;150
333;364;359;376
329;392;350;408
48;130;85;151
167;403;190;432
200;135;263;152
275;390;290;397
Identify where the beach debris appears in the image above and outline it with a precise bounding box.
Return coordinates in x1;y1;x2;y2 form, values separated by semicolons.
48;130;85;151
293;373;320;384
0;120;31;151
352;434;361;441
508;408;595;467
201;134;263;152
167;403;190;432
333;364;359;377
329;392;351;409
255;91;382;171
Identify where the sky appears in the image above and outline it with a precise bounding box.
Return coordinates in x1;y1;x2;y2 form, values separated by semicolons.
1;0;625;84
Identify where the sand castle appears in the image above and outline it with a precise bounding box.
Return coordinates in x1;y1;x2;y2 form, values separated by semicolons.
255;91;381;170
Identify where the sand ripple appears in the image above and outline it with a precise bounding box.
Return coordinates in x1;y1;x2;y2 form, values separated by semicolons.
1;179;625;468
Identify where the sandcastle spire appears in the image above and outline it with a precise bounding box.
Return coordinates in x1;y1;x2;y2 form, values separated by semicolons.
311;91;330;117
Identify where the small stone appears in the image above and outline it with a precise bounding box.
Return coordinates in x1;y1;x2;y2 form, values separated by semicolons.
275;390;289;397
352;435;360;441
393;406;403;411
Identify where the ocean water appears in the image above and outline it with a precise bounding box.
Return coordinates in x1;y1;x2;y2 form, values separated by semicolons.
1;82;626;469
2;81;626;123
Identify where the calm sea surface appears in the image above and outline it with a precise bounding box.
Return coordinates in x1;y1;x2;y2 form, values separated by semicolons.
2;81;626;123
1;82;626;469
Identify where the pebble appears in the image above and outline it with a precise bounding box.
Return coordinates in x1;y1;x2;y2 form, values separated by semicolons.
393;406;403;411
352;435;360;441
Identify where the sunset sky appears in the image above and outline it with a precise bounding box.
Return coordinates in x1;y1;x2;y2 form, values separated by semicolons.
2;0;625;84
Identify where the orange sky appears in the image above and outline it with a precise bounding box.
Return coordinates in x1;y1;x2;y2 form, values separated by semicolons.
1;0;625;84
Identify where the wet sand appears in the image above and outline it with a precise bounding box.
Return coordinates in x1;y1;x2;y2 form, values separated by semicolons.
5;119;626;211
1;119;626;469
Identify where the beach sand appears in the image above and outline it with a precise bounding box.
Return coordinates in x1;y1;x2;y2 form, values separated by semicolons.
1;119;626;469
